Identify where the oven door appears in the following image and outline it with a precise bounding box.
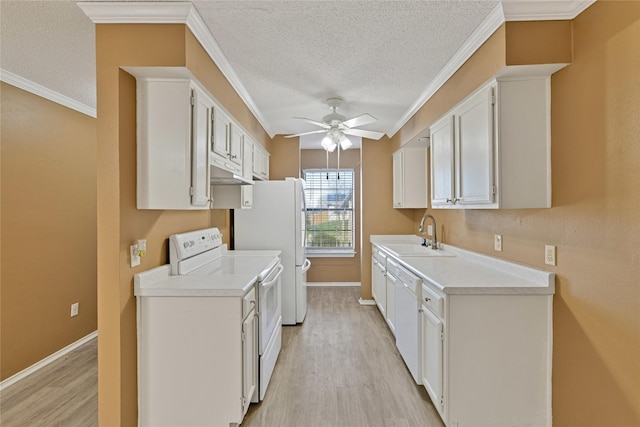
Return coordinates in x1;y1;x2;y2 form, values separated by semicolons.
258;263;283;354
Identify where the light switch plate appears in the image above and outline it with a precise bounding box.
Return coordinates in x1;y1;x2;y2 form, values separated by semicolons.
130;245;141;267
545;245;556;266
494;234;502;252
70;303;79;317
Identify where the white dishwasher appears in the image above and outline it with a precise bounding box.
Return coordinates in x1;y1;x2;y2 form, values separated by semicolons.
395;264;423;384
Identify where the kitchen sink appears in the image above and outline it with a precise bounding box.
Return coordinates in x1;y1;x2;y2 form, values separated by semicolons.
383;243;455;257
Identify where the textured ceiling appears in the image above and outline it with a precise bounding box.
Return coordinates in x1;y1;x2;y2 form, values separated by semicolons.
0;1;593;146
0;1;96;108
191;1;498;137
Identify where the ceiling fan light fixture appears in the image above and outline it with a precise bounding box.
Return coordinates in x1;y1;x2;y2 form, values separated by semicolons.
339;134;352;150
321;134;337;152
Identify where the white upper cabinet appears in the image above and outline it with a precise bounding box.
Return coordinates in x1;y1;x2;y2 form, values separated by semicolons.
211;107;242;175
392;146;428;209
228;122;243;166
430;116;455;206
211;134;255;209
252;143;270;181
430;77;552;209
135;78;212;210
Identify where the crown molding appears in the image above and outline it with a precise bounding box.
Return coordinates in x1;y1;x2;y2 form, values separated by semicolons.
388;3;504;137
0;69;97;118
389;0;595;137
78;1;274;137
502;0;596;21
76;2;193;24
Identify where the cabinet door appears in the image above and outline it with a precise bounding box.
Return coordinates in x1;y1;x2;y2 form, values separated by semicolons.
422;307;445;421
386;273;397;335
241;185;253;209
392;150;404;208
242;137;253;179
228;123;243;166
190;87;211;207
430;115;455;206
242;309;257;415
371;258;379;302
213;107;230;157
455;86;494;205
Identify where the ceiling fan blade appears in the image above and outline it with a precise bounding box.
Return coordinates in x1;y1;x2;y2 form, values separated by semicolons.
341;113;377;129
343;128;385;140
293;117;331;129
284;129;328;138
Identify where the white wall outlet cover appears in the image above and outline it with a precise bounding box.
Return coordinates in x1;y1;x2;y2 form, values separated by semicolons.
70;303;79;317
545;245;556;266
427;225;433;235
130;244;141;267
494;234;503;252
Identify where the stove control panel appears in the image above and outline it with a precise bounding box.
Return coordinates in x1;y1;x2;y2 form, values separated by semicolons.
169;227;223;262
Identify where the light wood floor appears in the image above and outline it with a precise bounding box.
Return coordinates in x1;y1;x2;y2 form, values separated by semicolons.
0;287;443;427
243;287;444;427
0;337;98;427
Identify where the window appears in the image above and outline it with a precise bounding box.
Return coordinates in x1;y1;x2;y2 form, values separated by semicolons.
303;169;354;255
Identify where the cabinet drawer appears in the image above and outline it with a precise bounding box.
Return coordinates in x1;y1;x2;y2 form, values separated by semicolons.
243;287;256;318
421;283;443;318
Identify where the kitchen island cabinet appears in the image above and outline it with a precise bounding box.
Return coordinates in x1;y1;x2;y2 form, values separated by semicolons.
371;235;554;427
134;266;258;427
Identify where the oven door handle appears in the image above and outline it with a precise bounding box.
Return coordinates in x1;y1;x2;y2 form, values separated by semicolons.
261;264;284;290
301;258;311;272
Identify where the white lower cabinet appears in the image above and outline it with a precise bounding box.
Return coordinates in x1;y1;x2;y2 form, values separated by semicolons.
371;250;387;317
385;258;398;335
371;240;553;427
137;286;257;426
421;287;445;422
421;280;552;426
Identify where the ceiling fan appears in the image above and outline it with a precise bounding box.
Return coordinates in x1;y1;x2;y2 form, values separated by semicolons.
284;98;385;151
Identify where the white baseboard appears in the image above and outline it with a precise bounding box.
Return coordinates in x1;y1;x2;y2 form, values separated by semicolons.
0;330;98;391
307;282;361;287
358;298;376;306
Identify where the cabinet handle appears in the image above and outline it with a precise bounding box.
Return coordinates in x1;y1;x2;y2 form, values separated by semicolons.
425;297;431;302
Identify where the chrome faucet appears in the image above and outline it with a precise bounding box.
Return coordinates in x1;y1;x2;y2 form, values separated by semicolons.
418;212;438;250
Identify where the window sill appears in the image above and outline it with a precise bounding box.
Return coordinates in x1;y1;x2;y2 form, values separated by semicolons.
305;250;356;258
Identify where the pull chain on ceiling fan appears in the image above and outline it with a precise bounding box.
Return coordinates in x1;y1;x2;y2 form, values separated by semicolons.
285;97;385;151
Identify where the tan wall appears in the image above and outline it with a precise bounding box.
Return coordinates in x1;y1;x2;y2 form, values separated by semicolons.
360;136;416;299
0;83;97;380
269;135;300;180
301;149;361;283
95;24;270;425
391;4;640;424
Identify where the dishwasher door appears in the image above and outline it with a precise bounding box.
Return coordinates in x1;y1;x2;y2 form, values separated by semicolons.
395;279;422;384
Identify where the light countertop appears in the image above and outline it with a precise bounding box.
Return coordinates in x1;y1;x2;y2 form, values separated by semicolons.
134;264;258;297
371;235;554;295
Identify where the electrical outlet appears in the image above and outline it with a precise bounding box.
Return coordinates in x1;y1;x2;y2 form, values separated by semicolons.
427;225;433;236
494;234;502;252
545;245;556;266
130;244;141;267
70;303;79;317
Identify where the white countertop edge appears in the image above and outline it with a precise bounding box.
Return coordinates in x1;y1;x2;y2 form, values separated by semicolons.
371;235;555;295
133;264;257;297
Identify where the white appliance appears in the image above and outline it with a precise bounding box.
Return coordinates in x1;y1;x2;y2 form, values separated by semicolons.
169;228;283;401
395;263;423;384
234;178;311;325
